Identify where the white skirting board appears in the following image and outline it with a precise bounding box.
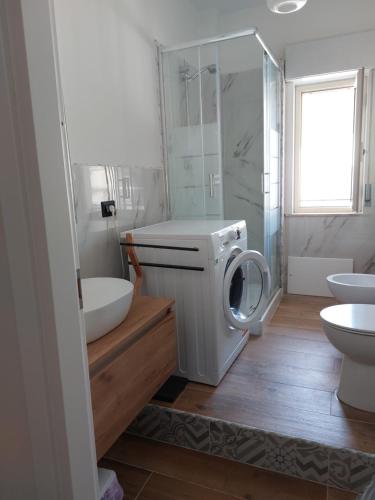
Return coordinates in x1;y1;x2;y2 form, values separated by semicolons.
287;256;354;297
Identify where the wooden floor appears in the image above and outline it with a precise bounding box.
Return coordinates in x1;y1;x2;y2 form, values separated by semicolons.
158;295;375;453
102;434;357;499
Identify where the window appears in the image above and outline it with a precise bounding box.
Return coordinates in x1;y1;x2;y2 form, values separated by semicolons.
292;71;365;214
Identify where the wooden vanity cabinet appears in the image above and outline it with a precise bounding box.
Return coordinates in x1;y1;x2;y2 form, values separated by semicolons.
87;296;176;459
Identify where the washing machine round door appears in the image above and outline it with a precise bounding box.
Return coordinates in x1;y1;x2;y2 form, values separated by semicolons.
223;250;271;329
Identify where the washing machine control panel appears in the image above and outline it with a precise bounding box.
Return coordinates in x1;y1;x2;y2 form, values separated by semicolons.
221;228;241;244
211;221;247;258
234;228;242;240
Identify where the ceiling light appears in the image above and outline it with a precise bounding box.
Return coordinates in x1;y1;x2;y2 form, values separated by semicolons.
267;0;307;14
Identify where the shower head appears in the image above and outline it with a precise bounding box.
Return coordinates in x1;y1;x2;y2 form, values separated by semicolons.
181;64;217;82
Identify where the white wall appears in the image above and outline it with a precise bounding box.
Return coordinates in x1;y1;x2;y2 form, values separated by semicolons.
53;0;202;278
286;30;375;79
217;0;375;60
54;0;203;166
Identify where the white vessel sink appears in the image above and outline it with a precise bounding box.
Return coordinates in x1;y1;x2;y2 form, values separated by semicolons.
327;273;375;304
82;278;134;343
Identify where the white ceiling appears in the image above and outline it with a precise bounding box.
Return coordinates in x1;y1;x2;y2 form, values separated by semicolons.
189;0;264;13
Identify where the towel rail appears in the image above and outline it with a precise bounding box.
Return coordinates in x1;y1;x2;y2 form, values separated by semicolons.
121;242;199;252
128;261;204;272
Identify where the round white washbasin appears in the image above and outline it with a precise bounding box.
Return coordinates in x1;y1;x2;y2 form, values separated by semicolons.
327;273;375;304
82;278;134;343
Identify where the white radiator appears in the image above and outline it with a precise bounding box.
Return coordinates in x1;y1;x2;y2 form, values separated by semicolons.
287;256;354;297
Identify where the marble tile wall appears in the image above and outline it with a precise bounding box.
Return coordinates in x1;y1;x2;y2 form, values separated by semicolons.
286;211;375;274
72;164;166;278
128;404;375;495
221;68;265;254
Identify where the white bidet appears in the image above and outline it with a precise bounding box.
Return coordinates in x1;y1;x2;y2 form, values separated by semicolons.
327;273;375;304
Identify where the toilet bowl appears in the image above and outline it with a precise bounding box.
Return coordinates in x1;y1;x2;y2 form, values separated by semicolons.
327;273;375;304
320;304;375;413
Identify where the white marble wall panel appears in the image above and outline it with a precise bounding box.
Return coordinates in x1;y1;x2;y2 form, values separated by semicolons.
221;68;265;253
73;164;166;278
286;211;375;274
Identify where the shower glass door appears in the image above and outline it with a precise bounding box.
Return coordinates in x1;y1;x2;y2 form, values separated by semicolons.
160;30;283;299
162;45;223;219
263;53;282;294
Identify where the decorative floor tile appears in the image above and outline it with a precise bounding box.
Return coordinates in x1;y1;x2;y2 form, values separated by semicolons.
257;433;298;476
351;453;375;494
294;440;329;483
209;420;266;465
209;421;329;483
128;404;162;439
158;408;210;452
128;404;375;493
329;449;375;493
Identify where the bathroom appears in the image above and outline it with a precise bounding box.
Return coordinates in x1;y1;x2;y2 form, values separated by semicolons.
2;0;375;498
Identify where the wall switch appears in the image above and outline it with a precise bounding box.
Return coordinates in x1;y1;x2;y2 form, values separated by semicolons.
101;200;116;217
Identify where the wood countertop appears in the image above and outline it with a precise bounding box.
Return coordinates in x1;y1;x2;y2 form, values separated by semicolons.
87;295;174;376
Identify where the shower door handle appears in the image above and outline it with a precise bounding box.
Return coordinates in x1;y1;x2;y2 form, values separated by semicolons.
262;173;270;194
209;174;215;198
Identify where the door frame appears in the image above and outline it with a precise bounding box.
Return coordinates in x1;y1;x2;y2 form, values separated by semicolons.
0;0;98;498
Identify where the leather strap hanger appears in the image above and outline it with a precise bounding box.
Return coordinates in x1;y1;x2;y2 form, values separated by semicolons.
125;233;143;296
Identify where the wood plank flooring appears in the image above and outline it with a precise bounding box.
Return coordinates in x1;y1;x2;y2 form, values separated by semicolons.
156;295;375;453
102;434;357;499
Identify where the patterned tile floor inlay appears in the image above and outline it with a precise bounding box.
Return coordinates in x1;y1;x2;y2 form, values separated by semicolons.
128;295;375;494
103;434;360;500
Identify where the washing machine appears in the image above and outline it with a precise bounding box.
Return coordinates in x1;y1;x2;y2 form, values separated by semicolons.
121;220;270;386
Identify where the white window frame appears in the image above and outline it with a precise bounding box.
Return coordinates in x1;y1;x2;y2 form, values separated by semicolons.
290;70;366;215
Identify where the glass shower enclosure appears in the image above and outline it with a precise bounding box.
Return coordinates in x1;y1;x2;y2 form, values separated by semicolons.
159;29;283;298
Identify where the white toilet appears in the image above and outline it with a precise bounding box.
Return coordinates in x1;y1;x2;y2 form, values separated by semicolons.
320;304;375;413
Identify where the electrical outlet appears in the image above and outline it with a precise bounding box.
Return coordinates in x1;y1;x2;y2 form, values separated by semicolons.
101;200;116;218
